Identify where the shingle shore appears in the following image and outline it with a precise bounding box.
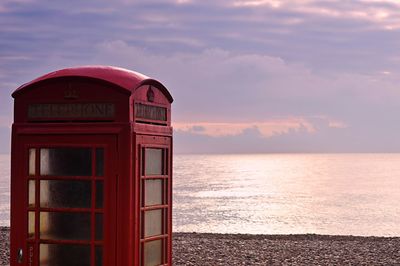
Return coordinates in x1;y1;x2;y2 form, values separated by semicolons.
173;232;400;265
2;227;400;265
0;228;8;265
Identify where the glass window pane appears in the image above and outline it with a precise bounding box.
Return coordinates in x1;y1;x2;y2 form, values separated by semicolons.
28;180;35;207
28;211;35;238
40;148;92;176
95;213;103;241
145;148;163;176
96;148;104;177
29;148;36;175
95;181;103;209
40;244;90;266
40;180;91;208
95;246;103;266
145;179;163;206
40;212;91;240
144;209;163;237
143;240;162;266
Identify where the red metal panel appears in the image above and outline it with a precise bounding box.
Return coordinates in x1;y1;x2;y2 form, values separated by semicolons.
115;125;132;266
10;128;27;265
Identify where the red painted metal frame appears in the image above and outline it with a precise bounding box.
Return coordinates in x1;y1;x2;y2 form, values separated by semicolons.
11;131;118;266
135;138;172;266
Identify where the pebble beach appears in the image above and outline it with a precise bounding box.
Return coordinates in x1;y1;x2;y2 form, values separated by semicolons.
173;233;400;265
2;227;400;265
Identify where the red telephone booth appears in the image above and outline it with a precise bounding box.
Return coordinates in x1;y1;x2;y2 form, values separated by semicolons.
10;66;173;266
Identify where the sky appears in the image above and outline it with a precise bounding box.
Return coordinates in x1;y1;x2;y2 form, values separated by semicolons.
1;0;400;154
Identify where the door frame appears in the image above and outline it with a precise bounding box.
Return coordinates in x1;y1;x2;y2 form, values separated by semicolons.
135;134;172;266
11;133;117;266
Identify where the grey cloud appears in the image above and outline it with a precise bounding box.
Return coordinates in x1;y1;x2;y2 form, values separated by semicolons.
174;119;400;154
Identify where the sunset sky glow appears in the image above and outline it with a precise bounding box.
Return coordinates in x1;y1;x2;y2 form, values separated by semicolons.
1;0;400;153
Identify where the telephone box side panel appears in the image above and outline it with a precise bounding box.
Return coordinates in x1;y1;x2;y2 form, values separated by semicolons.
10;128;28;266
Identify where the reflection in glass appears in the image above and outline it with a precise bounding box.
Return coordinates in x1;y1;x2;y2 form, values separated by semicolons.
143;240;162;266
95;213;103;241
40;148;92;176
29;149;36;175
28;180;35;207
144;179;162;206
144;209;163;237
96;148;104;177
145;149;163;175
40;180;91;208
40;212;91;240
40;244;90;266
95;246;103;266
95;181;103;209
28;212;35;238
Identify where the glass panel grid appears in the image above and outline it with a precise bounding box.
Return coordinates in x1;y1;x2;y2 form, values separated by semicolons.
95;180;104;209
40;148;92;176
144;179;163;206
95;213;103;241
95;245;103;266
40;244;91;266
28;211;35;238
29;146;107;265
29;148;36;175
40;212;91;241
143;240;163;266
95;148;104;177
141;147;169;265
28;180;35;207
144;209;163;238
40;180;92;208
145;148;163;176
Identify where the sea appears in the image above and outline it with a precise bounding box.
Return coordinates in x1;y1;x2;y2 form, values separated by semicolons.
1;153;400;236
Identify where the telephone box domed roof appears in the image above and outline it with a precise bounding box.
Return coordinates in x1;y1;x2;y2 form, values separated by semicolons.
12;65;173;103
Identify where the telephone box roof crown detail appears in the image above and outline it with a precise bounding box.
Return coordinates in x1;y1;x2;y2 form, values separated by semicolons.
12;65;173;102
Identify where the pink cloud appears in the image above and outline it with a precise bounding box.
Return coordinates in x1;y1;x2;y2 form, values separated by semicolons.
328;121;348;129
233;0;400;30
174;117;315;138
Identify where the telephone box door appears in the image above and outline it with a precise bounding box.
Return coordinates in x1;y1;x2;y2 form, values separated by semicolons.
11;134;117;266
136;135;172;266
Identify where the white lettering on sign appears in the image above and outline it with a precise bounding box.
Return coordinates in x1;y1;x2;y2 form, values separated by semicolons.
28;103;115;120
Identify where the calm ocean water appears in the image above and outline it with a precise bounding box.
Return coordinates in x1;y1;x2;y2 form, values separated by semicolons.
1;154;399;236
173;153;400;236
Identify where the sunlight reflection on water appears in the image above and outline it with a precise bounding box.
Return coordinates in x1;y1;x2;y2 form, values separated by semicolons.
1;154;399;236
0;155;9;226
173;153;400;236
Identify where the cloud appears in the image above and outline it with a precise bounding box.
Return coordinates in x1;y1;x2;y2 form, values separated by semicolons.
234;0;283;8
0;116;12;129
328;121;347;129
232;0;400;29
1;0;400;153
174;118;315;138
92;41;400;121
